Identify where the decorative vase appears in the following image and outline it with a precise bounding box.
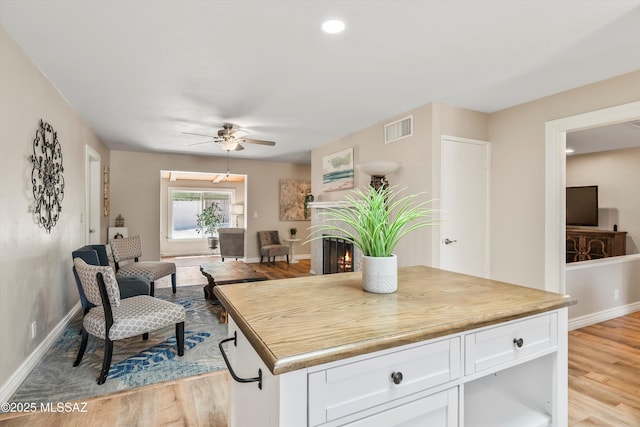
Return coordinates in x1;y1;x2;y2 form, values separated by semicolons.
208;236;219;250
361;254;398;294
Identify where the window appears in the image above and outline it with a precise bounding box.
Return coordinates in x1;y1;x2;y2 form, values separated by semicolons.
169;188;233;239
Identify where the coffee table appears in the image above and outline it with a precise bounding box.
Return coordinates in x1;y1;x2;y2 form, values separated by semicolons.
200;261;267;301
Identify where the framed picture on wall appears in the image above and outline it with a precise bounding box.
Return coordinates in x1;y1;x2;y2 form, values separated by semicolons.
322;147;354;192
280;179;311;221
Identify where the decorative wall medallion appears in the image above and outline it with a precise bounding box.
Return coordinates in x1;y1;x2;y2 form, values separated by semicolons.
30;119;65;233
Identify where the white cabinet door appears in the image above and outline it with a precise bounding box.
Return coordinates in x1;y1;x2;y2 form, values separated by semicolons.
344;388;458;427
309;338;460;425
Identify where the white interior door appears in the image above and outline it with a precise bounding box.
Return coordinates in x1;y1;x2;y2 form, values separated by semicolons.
440;136;489;277
86;146;101;244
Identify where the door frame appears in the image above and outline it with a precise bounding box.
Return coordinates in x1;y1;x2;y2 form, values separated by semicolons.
439;135;491;277
544;100;640;294
85;145;101;244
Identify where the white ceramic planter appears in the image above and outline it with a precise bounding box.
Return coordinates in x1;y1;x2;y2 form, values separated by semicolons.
361;254;398;294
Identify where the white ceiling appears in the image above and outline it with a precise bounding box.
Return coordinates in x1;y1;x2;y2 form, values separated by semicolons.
568;120;640;156
2;1;640;164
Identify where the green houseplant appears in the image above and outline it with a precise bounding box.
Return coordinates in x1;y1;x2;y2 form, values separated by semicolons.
309;185;437;293
289;227;298;238
196;202;224;250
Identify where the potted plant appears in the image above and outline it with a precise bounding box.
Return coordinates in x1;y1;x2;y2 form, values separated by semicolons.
289;227;298;238
309;185;437;293
196;202;224;250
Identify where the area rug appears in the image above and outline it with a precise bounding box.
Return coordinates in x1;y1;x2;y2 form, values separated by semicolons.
9;285;227;404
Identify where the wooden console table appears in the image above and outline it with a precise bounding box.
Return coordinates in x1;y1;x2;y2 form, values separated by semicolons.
566;228;626;263
200;262;267;300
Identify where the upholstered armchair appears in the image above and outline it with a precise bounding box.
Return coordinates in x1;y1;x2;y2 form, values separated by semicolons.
72;245;150;317
257;230;290;264
73;258;185;384
218;228;245;261
110;235;176;296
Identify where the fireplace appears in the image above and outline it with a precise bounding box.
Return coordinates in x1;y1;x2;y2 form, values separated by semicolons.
308;201;362;275
323;236;354;274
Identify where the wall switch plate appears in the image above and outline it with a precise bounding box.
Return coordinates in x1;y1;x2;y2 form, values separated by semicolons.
31;321;37;339
614;289;620;301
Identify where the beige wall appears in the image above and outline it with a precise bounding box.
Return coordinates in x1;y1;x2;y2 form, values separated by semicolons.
566;147;640;254
489;70;640;289
310;102;489;268
0;28;110;391
110;151;311;261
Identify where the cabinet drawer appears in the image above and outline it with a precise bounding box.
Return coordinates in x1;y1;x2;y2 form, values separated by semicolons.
345;387;458;427
465;313;557;375
308;338;460;426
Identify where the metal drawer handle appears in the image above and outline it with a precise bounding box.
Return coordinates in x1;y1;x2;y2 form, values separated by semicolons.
513;337;524;348
391;371;404;385
219;331;262;390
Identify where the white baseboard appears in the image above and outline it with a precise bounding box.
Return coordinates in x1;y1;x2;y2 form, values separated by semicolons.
0;302;81;403
569;301;640;331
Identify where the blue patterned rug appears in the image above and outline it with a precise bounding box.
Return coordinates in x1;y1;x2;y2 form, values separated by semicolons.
9;285;227;404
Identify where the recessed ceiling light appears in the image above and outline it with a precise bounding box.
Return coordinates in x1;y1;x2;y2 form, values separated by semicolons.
322;19;345;34
565;148;575;154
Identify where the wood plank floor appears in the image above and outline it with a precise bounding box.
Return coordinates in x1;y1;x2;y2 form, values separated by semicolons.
568;311;640;426
2;264;637;426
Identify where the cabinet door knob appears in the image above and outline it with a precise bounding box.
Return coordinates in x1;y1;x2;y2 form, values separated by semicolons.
513;338;524;348
390;371;403;385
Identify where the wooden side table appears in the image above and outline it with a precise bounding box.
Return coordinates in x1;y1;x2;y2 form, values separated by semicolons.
284;238;301;264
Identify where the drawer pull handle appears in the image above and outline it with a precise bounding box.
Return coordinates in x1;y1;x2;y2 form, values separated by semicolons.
391;371;404;385
513;338;524;348
219;331;263;390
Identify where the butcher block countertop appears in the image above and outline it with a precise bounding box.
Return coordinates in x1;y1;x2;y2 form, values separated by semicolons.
213;265;575;375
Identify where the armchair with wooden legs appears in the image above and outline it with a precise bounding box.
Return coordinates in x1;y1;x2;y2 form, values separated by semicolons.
110;235;177;296
72;258;185;385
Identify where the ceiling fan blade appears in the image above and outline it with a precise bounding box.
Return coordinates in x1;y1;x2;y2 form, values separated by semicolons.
188;140;216;146
230;129;249;139
182;132;218;138
239;138;276;146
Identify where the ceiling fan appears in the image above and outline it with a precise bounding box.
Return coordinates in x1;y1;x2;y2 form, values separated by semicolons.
183;123;276;151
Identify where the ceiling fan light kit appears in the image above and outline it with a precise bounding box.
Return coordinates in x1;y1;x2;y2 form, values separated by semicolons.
183;123;275;152
322;19;345;34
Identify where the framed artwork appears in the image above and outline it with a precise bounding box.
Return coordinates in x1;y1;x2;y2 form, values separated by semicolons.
280;179;312;221
322;147;354;192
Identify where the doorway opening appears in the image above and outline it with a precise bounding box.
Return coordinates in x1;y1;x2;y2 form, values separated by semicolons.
544;101;640;295
85;146;101;244
160;170;247;258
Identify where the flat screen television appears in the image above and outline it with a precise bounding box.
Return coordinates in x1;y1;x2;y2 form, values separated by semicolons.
566;185;598;226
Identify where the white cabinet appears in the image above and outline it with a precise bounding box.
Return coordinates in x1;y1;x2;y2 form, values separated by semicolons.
224;309;568;427
465;313;557;375
344;388;458;427
308;337;459;425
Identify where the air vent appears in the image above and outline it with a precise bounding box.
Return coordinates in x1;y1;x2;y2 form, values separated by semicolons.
384;115;413;144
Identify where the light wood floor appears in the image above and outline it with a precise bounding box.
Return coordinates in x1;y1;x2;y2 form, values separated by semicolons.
568;311;640;426
2;263;638;426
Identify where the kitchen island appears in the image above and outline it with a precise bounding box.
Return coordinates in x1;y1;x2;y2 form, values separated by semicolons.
214;265;575;427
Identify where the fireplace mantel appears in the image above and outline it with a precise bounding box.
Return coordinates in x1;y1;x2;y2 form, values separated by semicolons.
309;201;362;275
307;201;350;209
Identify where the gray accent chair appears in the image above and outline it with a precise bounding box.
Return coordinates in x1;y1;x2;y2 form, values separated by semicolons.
110;235;176;296
257;230;290;264
73;258;185;385
72;244;150;318
218;228;245;261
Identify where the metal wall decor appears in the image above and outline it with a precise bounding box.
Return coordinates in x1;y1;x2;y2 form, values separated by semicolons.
30;119;65;233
